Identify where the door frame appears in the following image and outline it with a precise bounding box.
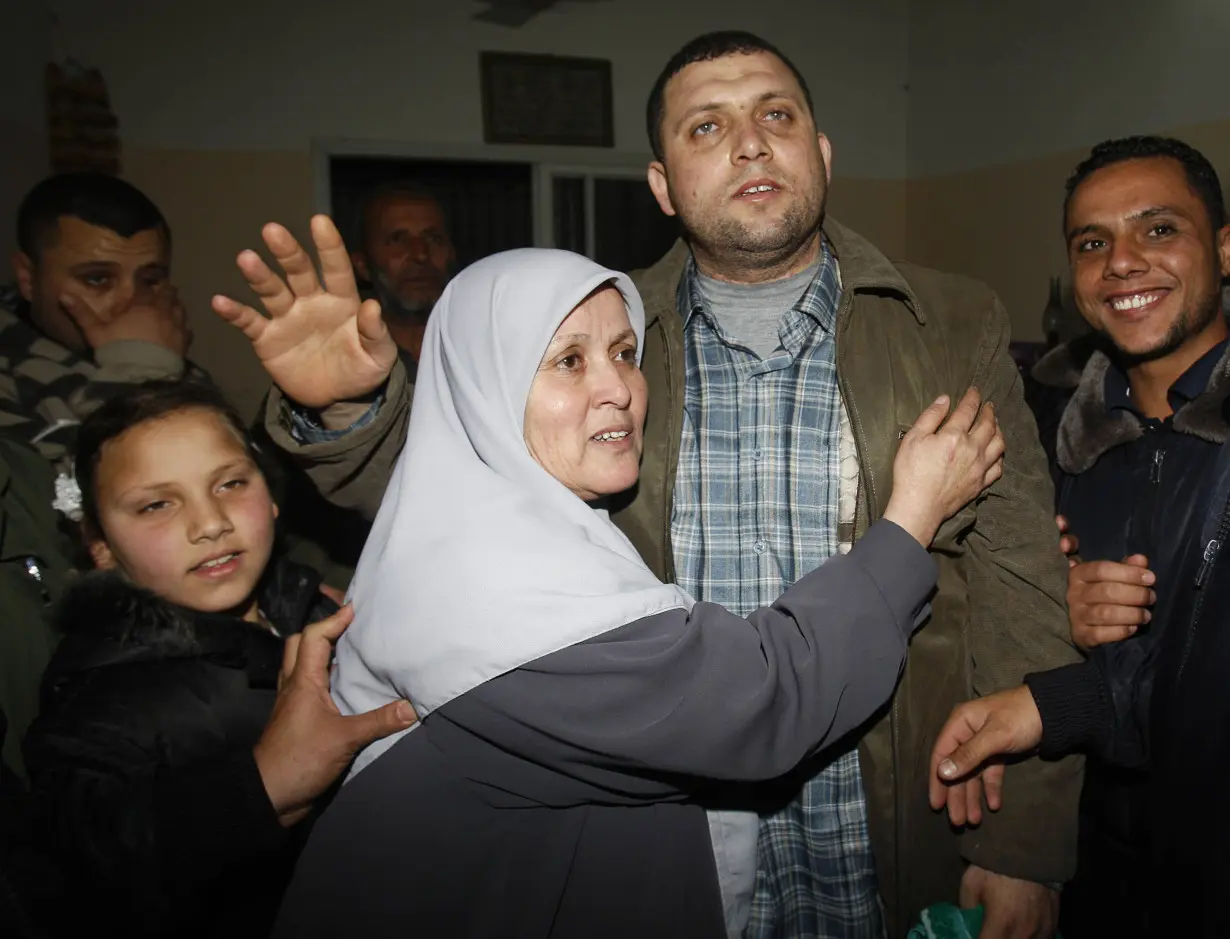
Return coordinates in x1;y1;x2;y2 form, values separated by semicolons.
533;163;651;257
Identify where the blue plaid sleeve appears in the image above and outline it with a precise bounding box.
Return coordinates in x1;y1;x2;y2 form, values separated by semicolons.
287;394;384;444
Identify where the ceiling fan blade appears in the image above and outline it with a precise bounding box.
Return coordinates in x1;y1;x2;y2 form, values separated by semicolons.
472;0;557;27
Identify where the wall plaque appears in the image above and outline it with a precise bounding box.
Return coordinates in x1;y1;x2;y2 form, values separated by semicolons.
481;51;614;148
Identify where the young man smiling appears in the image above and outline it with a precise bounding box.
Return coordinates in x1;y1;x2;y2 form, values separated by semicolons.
937;136;1230;939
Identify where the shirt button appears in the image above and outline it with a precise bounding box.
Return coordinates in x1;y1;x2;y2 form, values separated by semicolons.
752;448;764;461
753;540;767;555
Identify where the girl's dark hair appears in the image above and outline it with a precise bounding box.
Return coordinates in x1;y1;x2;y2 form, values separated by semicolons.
75;380;269;533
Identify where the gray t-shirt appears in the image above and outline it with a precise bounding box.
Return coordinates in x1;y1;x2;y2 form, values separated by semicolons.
696;258;822;358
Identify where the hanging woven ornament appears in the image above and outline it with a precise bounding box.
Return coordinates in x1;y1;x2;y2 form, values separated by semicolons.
46;59;120;175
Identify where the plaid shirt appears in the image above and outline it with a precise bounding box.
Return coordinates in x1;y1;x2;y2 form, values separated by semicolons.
672;246;884;938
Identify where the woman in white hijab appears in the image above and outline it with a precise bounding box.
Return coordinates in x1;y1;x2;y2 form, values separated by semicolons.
274;248;1003;939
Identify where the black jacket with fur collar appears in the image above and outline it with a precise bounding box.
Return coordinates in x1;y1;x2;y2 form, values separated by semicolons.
1025;336;1230;935
23;557;333;939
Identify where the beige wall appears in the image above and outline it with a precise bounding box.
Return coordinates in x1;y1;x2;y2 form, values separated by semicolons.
829;177;909;262
905;118;1230;342
907;0;1230;176
122;148;314;419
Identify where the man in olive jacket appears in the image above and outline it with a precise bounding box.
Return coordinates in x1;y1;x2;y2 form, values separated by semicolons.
0;436;72;783
217;32;1081;939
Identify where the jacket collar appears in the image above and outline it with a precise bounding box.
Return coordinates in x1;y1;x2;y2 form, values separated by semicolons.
1030;334;1101;390
1057;342;1230;474
636;217;923;328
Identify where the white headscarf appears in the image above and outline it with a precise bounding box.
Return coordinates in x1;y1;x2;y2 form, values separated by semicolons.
333;248;693;775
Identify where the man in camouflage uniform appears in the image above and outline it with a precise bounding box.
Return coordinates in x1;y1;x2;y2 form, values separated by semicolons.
0;173;191;474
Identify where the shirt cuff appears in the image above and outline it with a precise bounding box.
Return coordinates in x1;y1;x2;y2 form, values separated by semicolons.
93;339;186;375
286;393;384;444
1023;660;1111;760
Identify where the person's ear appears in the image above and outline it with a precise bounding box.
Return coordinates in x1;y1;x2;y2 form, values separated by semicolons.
351;251;372;283
12;251;35;302
1215;223;1230;280
648;163;676;218
816;133;833;186
88;536;117;571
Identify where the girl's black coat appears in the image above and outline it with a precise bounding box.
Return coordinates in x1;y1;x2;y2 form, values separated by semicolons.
23;558;333;938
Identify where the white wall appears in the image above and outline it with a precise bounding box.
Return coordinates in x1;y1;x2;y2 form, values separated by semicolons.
49;0;910;178
0;0;50;262
908;0;1230;176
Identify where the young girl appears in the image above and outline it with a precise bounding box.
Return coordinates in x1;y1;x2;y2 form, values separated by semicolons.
23;381;371;939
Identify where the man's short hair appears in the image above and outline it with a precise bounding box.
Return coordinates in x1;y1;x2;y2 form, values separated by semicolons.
16;172;169;261
351;181;448;254
645;31;815;163
1064;136;1227;233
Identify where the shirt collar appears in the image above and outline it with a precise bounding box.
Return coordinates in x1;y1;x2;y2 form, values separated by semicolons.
678;237;840;333
1105;337;1229;417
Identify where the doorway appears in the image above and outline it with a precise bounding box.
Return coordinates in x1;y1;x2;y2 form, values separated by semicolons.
325;148;681;276
330;156;535;279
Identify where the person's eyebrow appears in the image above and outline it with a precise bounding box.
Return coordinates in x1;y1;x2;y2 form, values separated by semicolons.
1066;206;1182;243
675;90;799;131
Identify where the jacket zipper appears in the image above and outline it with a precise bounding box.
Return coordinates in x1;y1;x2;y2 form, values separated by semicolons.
1178;511;1230;683
1128;446;1165;574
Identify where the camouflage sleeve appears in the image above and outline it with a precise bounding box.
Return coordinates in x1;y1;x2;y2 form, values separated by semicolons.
89;339;186;387
0;327;186;467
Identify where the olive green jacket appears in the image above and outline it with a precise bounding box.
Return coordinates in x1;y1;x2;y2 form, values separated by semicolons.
261;219;1083;936
0;437;73;782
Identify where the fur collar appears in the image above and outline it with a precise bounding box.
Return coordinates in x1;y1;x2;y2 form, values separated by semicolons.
56;571;212;655
45;572;285;699
1057;344;1230;474
1031;333;1103;390
49;558;330;673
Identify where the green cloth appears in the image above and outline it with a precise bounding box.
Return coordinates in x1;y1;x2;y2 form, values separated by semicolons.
907;903;983;939
908;903;1063;939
